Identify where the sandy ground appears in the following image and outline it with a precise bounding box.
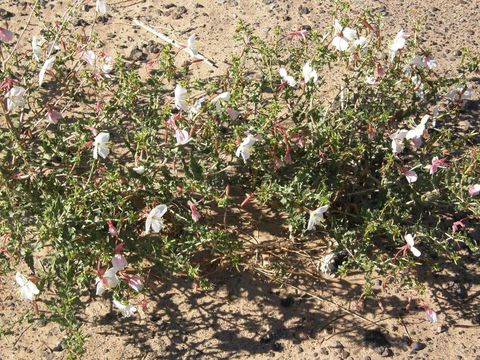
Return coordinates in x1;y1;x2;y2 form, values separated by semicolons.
1;0;479;359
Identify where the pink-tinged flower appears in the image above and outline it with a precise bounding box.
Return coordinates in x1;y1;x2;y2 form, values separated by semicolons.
468;184;480;197
187;200;201;222
404;170;418;184
405;233;421;257
46;109;62;124
452;218;466;232
287;29;308;40
95;267;120;296
175;128;191;145
424;156;447;175
127;276;144;292
411;54;437;69
0;27;14;43
107;220;118;237
227;107;239;120
111;254;127;271
419;303;437;323
425;308;437;323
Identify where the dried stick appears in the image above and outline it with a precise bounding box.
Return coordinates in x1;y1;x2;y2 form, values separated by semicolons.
132;19;217;68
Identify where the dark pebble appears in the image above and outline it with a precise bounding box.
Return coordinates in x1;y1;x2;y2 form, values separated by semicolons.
412;342;426;352
280;296;294;308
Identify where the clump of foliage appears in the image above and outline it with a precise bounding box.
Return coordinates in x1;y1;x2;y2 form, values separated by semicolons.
0;1;478;356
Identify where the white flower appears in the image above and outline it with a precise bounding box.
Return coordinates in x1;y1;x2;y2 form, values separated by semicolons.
391;129;408;154
82;50;97;66
32;35;59;62
390;29;408;60
95;267;119;296
112;254;127;271
145;204;168;234
365;75;376;85
188;96;206;118
6;86;26;112
93;132;110;159
352;36;368;50
132;165;145;174
96;0;110;15
307;205;329;230
302;62;318;84
101;55;114;74
404;170;418;184
39;56;55;86
175;128;191;145
406;115;429;149
235;134;258;162
468;184;480;197
174;84;189;111
405;234;421;257
113;299;137;317
279;67;296;87
185;34;198;57
15;272;40;301
211;92;230;111
332;19;357;52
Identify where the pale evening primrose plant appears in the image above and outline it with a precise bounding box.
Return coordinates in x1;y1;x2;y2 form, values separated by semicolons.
405;234;421;257
185;34;198;57
302;62;318;84
331;19;357;52
145;204;168;234
211;92;230;111
236;133;259;162
15;272;40;301
307;205;329;231
390;29;408;60
96;0;110;15
132;165;145;174
404;170;418;184
6;86;26;112
406;115;429;149
39;56;55;86
93;132;110;159
279;67;297;87
174;84;189;111
175;128;191;145
95;267;120;296
468;184;480;197
391;129;409;154
113;299;137;317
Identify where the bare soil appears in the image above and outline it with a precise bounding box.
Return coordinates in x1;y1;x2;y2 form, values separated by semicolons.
1;1;479;359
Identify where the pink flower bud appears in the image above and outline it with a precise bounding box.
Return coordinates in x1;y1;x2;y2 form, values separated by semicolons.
107;220;118;237
47;109;62;124
111;254;127;271
187;200;201;222
128;275;144;292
